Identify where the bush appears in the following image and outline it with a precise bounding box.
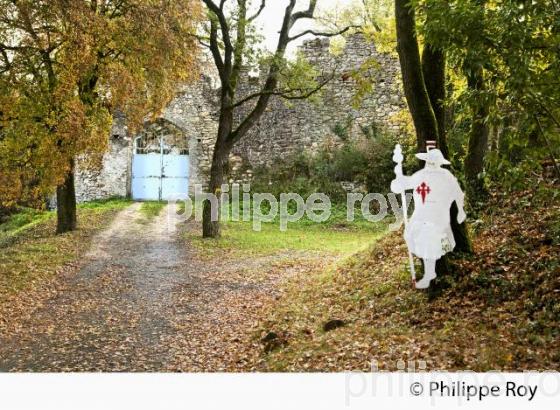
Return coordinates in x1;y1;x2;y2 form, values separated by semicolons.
250;131;407;203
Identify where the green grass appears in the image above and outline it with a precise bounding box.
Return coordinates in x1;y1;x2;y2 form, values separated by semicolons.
78;197;132;210
188;214;388;258
139;201;166;221
0;208;52;242
0;197;131;298
0;198;131;246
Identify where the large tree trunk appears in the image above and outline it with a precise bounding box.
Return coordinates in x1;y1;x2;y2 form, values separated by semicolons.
422;44;472;254
395;0;472;287
464;65;489;199
54;73;98;235
421;43;448;158
202;147;227;238
395;0;439;152
56;160;77;234
202;100;233;238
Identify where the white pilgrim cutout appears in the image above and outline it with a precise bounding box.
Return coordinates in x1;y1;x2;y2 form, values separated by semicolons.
391;144;466;289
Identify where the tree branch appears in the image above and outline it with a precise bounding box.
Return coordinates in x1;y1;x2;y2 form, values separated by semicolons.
227;0;326;145
290;0;317;26
228;70;336;109
248;0;266;22
209;18;225;77
288;25;360;43
184;32;212;50
202;0;233;77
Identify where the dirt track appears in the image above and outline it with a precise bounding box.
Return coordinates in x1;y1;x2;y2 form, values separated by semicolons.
0;203;314;371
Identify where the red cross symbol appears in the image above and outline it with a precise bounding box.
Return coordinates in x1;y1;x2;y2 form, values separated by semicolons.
416;182;431;204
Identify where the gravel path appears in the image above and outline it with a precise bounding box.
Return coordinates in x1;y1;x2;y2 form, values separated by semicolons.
0;203;313;371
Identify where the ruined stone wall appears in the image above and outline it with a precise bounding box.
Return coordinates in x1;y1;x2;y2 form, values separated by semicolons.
162;69;220;191
74;114;132;203
230;34;405;173
74;60;220;201
74;34;405;201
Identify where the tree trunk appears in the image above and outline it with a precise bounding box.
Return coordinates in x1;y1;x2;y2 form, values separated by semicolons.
395;0;439;152
464;65;489;199
421;44;471;254
54;72;98;235
421;43;448;158
395;0;473;286
56;160;77;234
202;99;233;238
202;147;227;238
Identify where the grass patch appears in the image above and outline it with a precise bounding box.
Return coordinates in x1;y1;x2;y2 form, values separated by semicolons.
253;180;560;372
186;201;391;258
0;208;52;245
0;197;131;246
0;198;131;298
78;197;131;210
139;201;166;222
189;218;387;258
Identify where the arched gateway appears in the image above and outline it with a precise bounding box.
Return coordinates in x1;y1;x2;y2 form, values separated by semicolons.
131;119;189;201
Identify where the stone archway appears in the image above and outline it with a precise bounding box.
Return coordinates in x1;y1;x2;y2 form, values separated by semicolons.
131;118;190;200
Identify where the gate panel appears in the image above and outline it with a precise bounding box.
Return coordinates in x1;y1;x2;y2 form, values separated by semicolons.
131;119;189;201
161;155;189;200
132;153;162;200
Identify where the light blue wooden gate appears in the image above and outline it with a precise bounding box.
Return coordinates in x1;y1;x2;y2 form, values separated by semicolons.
132;137;189;200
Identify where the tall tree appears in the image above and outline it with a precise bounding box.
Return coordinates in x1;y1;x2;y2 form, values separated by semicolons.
0;0;200;233
394;0;438;153
199;0;352;237
422;0;560;189
394;0;472;264
464;64;489;198
460;0;490;199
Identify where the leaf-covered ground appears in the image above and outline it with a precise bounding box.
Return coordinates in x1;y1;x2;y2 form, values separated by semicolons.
0;201;382;371
251;181;560;371
1;181;557;372
0;199;131;314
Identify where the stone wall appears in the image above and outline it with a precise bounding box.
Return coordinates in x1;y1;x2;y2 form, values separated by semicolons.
162;67;220;191
74;34;405;201
74;60;220;201
230;34;405;173
75;114;132;203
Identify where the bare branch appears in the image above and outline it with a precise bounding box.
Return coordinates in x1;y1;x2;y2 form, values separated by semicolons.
220;0;345;146
248;0;266;22
227;0;318;143
230;57;341;110
228;73;334;110
197;39;211;49
208;18;225;76
290;0;317;26
288;25;361;43
202;0;233;75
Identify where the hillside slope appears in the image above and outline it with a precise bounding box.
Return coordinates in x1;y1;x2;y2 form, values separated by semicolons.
252;180;560;371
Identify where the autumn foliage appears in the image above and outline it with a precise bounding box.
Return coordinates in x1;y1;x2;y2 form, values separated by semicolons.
0;0;201;211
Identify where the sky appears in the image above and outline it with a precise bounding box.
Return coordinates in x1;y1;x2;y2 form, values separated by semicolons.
253;0;356;53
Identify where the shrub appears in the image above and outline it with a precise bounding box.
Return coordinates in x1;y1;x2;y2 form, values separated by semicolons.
250;130;407;203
